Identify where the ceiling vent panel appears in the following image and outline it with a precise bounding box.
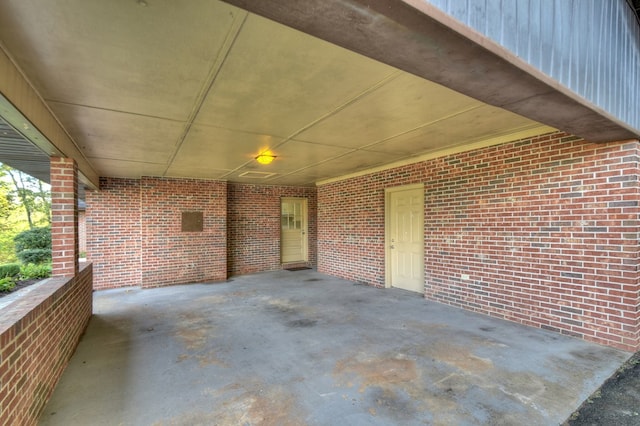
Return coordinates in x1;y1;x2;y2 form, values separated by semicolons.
238;171;277;179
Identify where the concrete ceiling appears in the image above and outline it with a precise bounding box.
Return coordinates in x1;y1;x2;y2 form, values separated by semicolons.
0;0;554;187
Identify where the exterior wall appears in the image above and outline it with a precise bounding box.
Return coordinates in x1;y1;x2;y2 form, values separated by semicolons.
318;174;388;286
50;157;78;277
318;132;640;351
88;177;226;289
87;178;142;290
227;183;317;275
140;177;227;287
0;263;93;425
87;178;317;287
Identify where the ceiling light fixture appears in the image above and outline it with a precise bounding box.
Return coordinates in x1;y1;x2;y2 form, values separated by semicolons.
255;152;276;165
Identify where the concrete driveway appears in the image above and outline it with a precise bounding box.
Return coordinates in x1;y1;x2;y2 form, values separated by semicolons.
39;270;630;425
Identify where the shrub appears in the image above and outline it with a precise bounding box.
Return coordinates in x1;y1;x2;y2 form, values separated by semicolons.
20;262;52;280
14;227;51;264
0;276;15;292
0;263;20;278
17;248;52;265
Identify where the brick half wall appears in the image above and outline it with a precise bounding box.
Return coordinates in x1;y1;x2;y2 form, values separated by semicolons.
0;263;93;425
318;133;640;351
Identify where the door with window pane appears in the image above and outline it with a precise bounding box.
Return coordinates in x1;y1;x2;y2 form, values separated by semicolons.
281;198;308;263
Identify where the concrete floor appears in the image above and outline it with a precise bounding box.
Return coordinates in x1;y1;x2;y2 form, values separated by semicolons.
39;270;630;426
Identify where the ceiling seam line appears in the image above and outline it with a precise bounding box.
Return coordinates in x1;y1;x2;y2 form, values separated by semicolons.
161;10;249;177
277;103;486;162
217;70;403;180
351;104;487;151
45;100;186;123
272;70;403;149
284;152;414;178
86;157;167;165
262;147;391;179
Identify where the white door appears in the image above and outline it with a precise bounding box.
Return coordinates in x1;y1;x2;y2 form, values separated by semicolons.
281;198;308;263
386;185;424;293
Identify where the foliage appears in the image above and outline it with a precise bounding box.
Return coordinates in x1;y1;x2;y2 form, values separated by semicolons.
14;226;51;252
20;262;52;280
0;176;13;225
17;248;52;265
0;276;15;292
0;231;20;263
0;167;19;262
0;263;20;278
0;163;51;262
0;163;51;229
14;226;52;264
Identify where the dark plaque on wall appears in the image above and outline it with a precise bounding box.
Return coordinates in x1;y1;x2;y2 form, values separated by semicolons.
182;211;203;232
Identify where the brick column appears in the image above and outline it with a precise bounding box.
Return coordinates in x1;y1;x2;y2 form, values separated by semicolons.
51;157;78;277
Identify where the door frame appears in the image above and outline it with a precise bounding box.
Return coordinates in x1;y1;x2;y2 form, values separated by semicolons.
280;197;309;264
384;183;425;289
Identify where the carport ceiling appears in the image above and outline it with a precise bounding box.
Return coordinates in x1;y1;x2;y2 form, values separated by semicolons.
0;0;552;187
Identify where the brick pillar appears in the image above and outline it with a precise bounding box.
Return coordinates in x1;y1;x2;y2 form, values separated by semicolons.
51;157;78;277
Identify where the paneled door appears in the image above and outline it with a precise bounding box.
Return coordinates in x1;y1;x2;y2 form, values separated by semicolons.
281;198;308;263
386;185;424;293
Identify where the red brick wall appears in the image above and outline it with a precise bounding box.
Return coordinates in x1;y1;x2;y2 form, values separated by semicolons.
140;177;227;287
318;133;640;351
318;174;388;287
50;157;79;277
227;183;317;275
87;178;142;290
0;263;93;425
87;178;317;287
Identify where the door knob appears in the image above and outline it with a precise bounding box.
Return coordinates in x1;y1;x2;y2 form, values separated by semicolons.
390;245;395;249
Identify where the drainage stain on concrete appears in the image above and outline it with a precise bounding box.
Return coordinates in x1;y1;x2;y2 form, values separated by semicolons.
286;318;317;328
265;298;303;315
331;344;559;424
194;353;227;368
368;387;418;421
227;290;258;299
265;298;320;329
176;327;208;351
195;290;257;306
333;353;468;424
426;341;494;373
405;320;449;332
173;311;226;368
334;354;418;393
195;295;228;305
214;383;307;426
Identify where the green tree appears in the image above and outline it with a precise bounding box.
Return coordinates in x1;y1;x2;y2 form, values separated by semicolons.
0;167;19;262
14;227;51;264
0;163;50;263
0;170;14;225
1;164;50;228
